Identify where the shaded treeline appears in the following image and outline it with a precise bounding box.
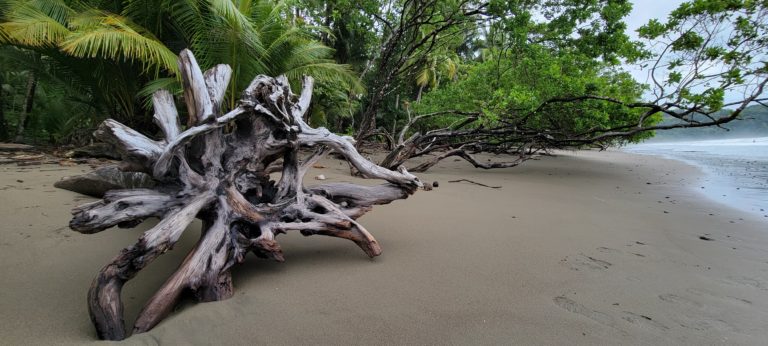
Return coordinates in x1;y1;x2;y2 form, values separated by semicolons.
1;0;766;170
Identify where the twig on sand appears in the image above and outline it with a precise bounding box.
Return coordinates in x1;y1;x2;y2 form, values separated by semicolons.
448;179;502;189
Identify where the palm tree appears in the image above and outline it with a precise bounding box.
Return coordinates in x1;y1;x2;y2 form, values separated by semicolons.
128;0;362;109
1;0;360;139
414;53;458;102
0;0;178;128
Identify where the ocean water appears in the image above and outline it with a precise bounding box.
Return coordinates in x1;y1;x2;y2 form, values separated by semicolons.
624;137;768;218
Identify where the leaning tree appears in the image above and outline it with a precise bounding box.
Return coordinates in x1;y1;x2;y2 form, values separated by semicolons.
67;50;423;340
369;0;768;172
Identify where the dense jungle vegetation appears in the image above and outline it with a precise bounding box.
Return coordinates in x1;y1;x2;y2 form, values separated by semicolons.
1;0;765;166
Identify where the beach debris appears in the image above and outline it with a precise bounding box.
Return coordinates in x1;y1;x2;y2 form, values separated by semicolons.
0;143;35;151
0;144;84;167
432;181;439;188
699;236;715;241
64;143;121;160
54;165;154;197
315;174;326;180
62;50;422;341
11;154;44;160
447;178;501;189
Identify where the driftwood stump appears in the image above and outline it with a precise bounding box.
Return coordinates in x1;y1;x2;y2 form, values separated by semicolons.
68;49;422;340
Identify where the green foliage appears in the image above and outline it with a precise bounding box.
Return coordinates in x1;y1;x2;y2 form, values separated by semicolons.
0;46;101;144
415;46;653;143
487;0;643;64
1;0;361;142
1;0;763;149
61;10;179;75
637;0;767;112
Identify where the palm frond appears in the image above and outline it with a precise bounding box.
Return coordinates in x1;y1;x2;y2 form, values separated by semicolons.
443;58;458;80
137;77;181;110
121;0;167;36
284;62;364;93
164;0;204;45
61;11;179;76
280;41;335;67
27;0;74;25
0;2;71;47
207;0;255;31
416;67;431;87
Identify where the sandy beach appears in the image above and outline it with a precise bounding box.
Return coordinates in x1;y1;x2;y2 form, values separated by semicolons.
1;150;767;345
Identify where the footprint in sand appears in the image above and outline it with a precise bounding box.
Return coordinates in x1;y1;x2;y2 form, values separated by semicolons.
686;287;753;306
662;290;742;332
621;311;669;331
553;296;620;331
561;254;612;271
723;276;767;291
658;294;703;309
596;246;622;254
720;276;768;291
597;246;648;259
676;317;737;332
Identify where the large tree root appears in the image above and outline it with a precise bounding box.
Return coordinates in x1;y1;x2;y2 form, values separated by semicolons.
66;50;422;340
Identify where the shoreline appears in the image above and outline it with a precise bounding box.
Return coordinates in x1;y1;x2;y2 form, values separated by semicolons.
638;151;767;219
624;137;768;219
2;150;768;344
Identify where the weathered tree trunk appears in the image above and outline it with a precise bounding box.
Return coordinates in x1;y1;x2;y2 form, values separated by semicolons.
356;91;381;142
0;72;8;141
14;71;36;143
66;50;423;340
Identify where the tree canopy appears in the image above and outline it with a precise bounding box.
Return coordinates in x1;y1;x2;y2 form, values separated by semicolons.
1;0;765;170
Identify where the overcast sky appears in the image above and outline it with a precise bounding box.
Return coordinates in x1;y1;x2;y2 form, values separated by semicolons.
625;0;686;39
623;0;686;94
621;0;752;104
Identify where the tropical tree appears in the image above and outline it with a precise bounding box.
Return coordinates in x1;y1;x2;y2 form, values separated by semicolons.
0;45;104;144
377;0;767;171
0;0;178;133
350;0;487;141
0;0;360;141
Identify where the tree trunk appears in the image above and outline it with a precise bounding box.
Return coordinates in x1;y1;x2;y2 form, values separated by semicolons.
355;90;383;143
0;73;8;141
416;85;424;102
65;50;423;341
14;71;37;143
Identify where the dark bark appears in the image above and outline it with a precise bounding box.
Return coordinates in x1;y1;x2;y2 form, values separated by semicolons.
355;1;488;143
0;72;8;141
376;77;767;173
14;71;36;143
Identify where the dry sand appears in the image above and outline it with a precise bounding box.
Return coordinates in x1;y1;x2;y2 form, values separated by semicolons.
1;150;767;345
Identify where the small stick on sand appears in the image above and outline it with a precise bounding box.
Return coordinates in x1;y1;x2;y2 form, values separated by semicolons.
448;179;502;189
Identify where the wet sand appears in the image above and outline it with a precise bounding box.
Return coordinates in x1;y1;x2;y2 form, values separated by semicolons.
1;150;767;345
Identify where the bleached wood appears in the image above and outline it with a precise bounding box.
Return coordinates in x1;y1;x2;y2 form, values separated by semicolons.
94;119;163;164
85;192;214;340
178;49;214;125
67;50;422;341
152;90;181;140
133;209;231;333
70;189;179;233
203;64;232;113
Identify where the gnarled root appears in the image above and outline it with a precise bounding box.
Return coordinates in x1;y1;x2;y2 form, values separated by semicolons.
67;49;422;340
